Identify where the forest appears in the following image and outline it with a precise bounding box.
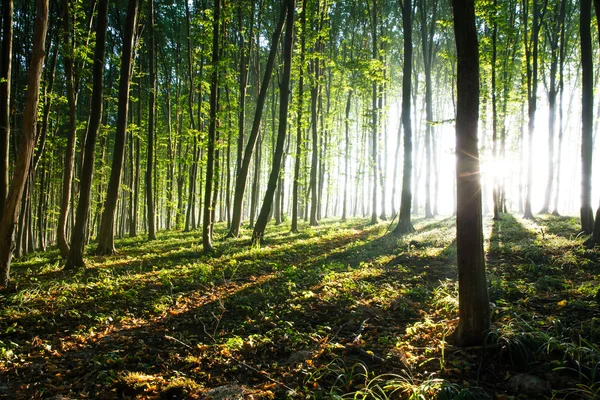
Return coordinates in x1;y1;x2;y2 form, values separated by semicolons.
0;0;600;398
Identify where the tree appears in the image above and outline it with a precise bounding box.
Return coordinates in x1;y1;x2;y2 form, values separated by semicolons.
419;0;438;219
65;0;109;269
96;0;139;255
449;0;490;347
147;0;157;241
0;0;48;288
291;0;307;233
369;0;379;225
202;0;221;252
394;0;414;234
580;0;594;234
522;0;546;219
227;3;287;238
252;0;294;244
57;0;79;258
0;0;13;218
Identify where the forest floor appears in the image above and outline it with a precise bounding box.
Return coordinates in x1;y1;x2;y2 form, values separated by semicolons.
1;214;599;399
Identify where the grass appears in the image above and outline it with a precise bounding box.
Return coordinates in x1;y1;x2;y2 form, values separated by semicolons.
0;214;598;399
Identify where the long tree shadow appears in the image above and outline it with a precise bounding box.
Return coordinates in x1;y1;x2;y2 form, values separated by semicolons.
1;216;462;398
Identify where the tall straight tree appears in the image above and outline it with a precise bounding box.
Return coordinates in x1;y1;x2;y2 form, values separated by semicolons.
450;0;490;347
202;0;220;252
369;0;379;225
0;0;48;288
540;0;566;214
57;0;79;257
66;0;109;269
419;0;438;219
522;0;545;219
394;0;414;234
146;0;157;240
587;0;600;246
96;0;139;255
291;0;307;233
0;0;12;217
227;4;287;238
253;0;294;243
580;0;594;233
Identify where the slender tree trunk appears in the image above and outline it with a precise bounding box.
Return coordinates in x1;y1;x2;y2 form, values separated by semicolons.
394;0;414;234
449;0;490;347
253;0;294;243
370;0;379;225
341;90;352;222
309;59;320;226
66;0;109;269
291;0;307;233
0;0;47;288
227;5;286;237
57;0;79;258
96;0;139;255
202;0;220;252
0;0;13;217
146;0;156;240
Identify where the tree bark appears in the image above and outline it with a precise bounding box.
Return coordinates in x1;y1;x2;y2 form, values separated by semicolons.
0;0;13;217
57;0;79;258
291;0;307;233
227;4;287;237
580;0;594;233
96;0;139;255
0;0;47;288
449;0;490;347
394;0;414;234
66;0;108;269
146;0;157;240
253;0;294;244
202;0;220;252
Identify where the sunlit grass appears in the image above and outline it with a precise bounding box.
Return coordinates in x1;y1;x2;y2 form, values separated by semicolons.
1;214;599;398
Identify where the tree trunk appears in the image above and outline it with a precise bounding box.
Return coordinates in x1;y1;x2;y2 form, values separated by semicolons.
57;0;79;258
449;0;490;347
341;90;352;222
394;0;414;234
0;0;47;288
227;4;286;237
580;0;594;233
66;0;109;269
146;0;157;240
96;0;139;255
0;0;12;217
253;0;294;243
291;0;307;233
202;0;220;252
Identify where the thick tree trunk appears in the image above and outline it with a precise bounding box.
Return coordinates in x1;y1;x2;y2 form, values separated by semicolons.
96;0;139;255
0;0;47;288
252;0;294;243
449;0;490;347
580;0;594;233
66;0;108;269
394;0;414;234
